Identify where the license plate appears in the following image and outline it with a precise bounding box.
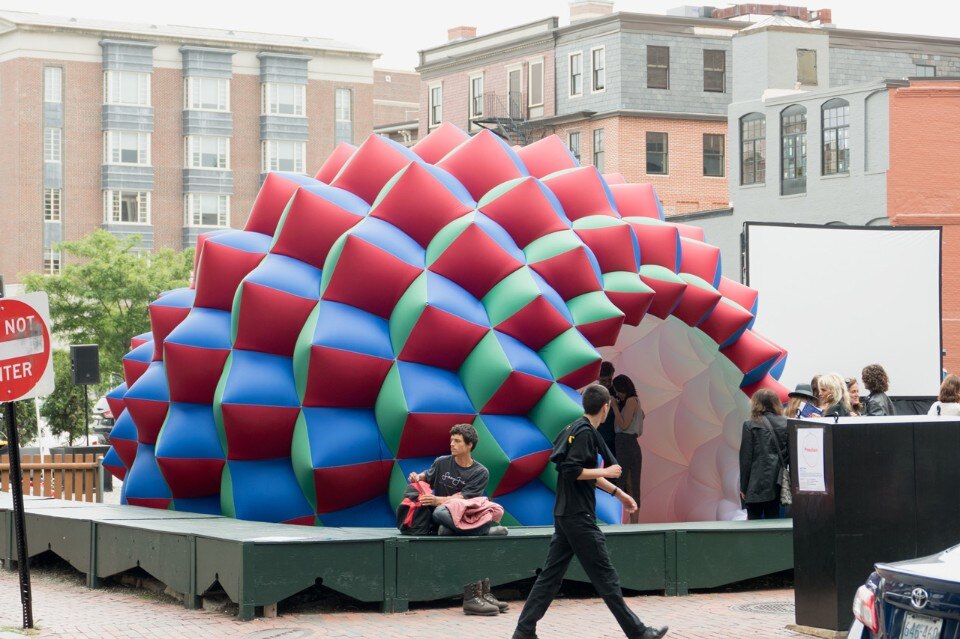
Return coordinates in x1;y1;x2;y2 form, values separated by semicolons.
902;612;943;639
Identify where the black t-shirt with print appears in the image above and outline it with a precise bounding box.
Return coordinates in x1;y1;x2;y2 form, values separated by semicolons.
423;455;489;498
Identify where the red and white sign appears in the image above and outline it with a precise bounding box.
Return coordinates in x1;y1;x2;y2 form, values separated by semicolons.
0;292;54;403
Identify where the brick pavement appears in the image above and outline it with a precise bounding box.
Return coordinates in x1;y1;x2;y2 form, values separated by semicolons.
0;567;802;639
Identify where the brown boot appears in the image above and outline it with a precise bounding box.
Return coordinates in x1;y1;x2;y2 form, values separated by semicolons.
463;581;498;616
481;577;508;612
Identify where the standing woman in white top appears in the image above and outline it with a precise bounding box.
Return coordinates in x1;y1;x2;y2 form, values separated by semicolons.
611;374;644;524
929;374;960;416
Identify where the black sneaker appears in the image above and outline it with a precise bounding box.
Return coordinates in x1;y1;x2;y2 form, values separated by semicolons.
511;629;539;639
635;626;668;639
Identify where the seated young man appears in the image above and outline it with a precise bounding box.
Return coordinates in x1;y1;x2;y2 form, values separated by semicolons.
407;423;505;536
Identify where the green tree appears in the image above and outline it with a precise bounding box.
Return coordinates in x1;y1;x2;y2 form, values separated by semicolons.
37;350;88;442
22;230;194;383
0;399;39;448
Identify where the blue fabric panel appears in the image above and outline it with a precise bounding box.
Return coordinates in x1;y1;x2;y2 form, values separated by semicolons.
350;217;425;268
172;495;222;515
318;494;395;527
557;384;584;410
496;480;555;526
312;301;394;359
208;229;272;254
164;308;232;350
595;488;622;524
740;355;780;387
719;323;750;351
424;272;489;327
125;444;171;499
397;361;475;415
530;271;575;324
395;456;436;481
301;407;383;468
377;135;422;165
132;331;153;344
124;340;154;364
153;287;196;308
594;166;620;217
244;253;322;300
221;350;299;407
493;331;551;380
300;182;370;217
473;212;525;264
125;362;169;402
533;178;573;227
479;415;550;461
109;410;138;442
271;172;320;190
628;227;642;273
421;163;476;209
226;458;313;522
102;446;126;471
107;382;128;403
155;402;225;460
770;354;787;381
711;253;722;289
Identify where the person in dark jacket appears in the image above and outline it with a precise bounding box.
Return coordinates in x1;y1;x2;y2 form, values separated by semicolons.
596;361;618;458
739;389;789;520
818;374;851;417
861;364;896;416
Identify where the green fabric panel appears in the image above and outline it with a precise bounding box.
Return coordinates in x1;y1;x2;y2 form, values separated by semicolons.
425;213;472;265
499;511;522;527
539;461;559;493
267;196;297;253
476;176;526;207
388;464;409;511
602;271;654;295
566;291;625;326
369;163;408;211
229;281;245;345
374;363;408;456
541;166;579;181
640;263;686;285
212;352;233;455
293;303;322;402
471;415;511;497
459;331;511;410
523;230;581;264
679;273;717;293
621;216;667;228
319;233;348;294
482;267;539;326
290;411;317;511
715;296;749;315
572;214;621;231
389;272;428;354
219;463;236;519
529;383;583;442
539;328;600;380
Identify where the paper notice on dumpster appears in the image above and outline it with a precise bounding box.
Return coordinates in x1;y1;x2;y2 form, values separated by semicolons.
796;427;826;493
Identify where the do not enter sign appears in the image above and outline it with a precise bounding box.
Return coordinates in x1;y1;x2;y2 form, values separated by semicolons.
0;293;54;403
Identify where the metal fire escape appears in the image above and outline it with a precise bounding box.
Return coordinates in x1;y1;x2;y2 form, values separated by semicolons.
471;91;546;146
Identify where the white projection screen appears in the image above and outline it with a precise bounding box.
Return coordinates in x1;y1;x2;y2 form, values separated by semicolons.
746;223;942;397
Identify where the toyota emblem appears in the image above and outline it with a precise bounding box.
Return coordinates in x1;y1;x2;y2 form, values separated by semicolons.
911;587;930;609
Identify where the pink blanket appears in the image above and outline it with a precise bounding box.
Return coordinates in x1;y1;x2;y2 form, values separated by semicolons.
443;497;504;530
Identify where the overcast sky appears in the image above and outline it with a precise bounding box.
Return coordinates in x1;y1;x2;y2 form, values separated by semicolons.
5;0;960;69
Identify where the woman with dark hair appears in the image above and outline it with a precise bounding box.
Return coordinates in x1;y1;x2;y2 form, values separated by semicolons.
928;374;960;416
739;389;788;520
862;364;896;416
611;374;644;524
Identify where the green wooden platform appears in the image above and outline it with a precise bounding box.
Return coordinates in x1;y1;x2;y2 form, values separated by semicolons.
0;494;793;620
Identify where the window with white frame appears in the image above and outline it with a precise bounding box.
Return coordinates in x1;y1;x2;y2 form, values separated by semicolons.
336;88;352;123
591;47;605;92
469;75;483;118
103;70;150;106
569;53;583;97
184;76;229;111
593;129;604;173
185;136;229;169
104;130;150;165
429;84;442;127
262;140;306;173
44;128;61;162
528;59;544;107
104;190;150;224
44;67;62;103
43;249;61;276
44;188;62;221
568;131;581;162
262;82;305;116
185;193;229;227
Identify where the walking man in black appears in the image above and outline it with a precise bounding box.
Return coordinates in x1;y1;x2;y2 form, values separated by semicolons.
512;384;668;639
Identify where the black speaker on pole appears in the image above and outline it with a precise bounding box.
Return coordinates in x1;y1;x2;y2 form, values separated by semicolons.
70;344;100;386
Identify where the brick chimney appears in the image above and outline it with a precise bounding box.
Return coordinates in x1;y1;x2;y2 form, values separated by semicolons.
570;0;615;23
447;26;477;42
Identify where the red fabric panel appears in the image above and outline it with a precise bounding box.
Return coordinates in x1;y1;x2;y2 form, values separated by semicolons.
477;177;569;249
271;187;365;269
105;396;125;420
638;273;687;320
331;135;417;204
699;298;754;346
721;330;784;376
494;295;572;352
542;167;618;221
679;238;721;286
411;122;469;165
111;438;138;469
124;398;169;446
397;413;476;459
718;277;759;314
283;515;317;527
671;283;722;328
369;162;474;248
514;135;579;179
313;460;393;513
437;131;527;201
529;247;603;301
399;306;488;370
122;358;149;388
574;223;639;274
493;450;551;497
322;235;422;318
220;404;301;461
304;346;393;408
428;224;524;299
610;183;662;219
671;222;706;241
558;359;602;391
130;335;150;349
314;142;356;183
126;497;171;510
246;173;307;237
103;463;126;481
626;221;680;271
602;172;627;184
164;343;230;405
740;374;790;404
233;283;318;357
481;371;553;415
149;305;191;362
193;241;266;311
577;314;626;348
606;288;655;326
156;458;225;499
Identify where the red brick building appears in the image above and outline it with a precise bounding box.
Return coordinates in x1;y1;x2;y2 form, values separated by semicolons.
373;69;419;146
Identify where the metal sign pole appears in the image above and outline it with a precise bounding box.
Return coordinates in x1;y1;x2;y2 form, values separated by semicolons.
4;400;34;629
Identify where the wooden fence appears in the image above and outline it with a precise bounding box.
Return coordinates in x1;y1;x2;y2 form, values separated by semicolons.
0;454;102;503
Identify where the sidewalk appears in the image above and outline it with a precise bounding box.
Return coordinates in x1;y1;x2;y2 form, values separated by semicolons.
0;567;801;639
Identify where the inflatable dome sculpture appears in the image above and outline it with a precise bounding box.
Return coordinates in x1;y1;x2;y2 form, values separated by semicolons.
102;124;788;526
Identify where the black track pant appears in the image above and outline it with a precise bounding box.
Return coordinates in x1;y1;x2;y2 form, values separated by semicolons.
516;513;647;638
